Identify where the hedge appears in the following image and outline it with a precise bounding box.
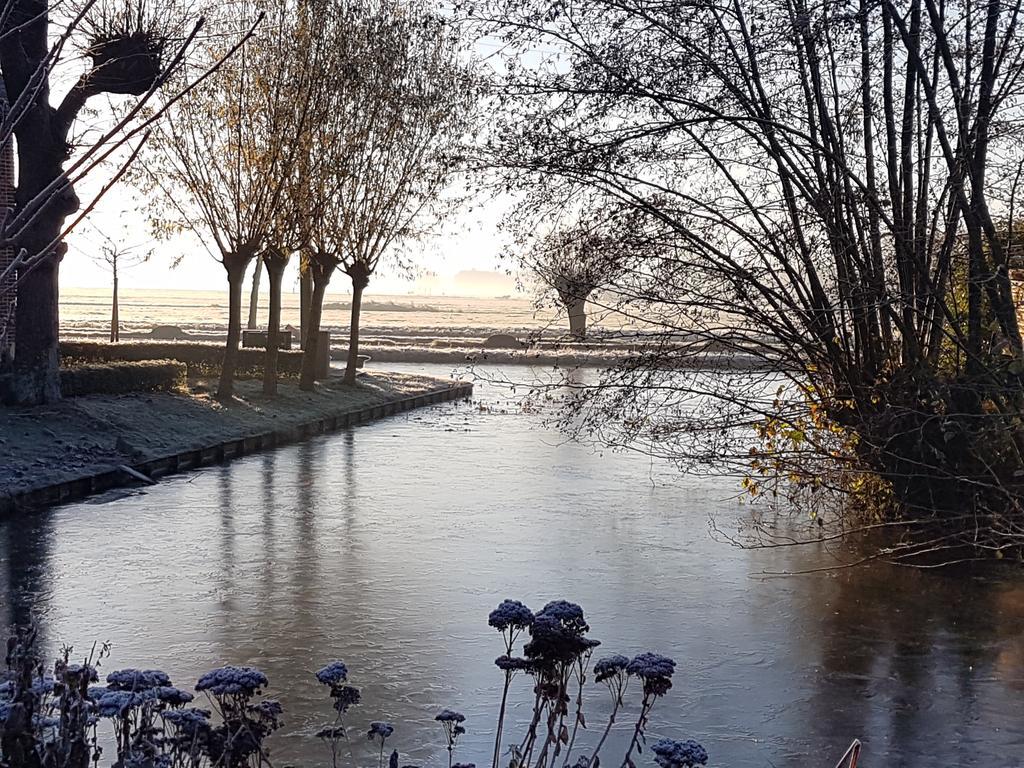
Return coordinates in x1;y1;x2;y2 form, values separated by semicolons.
61;340;305;378
60;360;188;397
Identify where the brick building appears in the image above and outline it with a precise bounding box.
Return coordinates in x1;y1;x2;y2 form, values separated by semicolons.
0;81;14;366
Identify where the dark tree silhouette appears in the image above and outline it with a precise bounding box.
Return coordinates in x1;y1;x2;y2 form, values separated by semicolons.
0;0;203;403
478;0;1024;561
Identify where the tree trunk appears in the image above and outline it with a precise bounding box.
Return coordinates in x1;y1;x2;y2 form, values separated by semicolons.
2;4;80;405
110;266;119;343
343;280;365;384
218;258;251;400
566;295;587;340
247;256;262;330
299;252;312;346
299;255;336;390
262;255;287;397
10;251;62;404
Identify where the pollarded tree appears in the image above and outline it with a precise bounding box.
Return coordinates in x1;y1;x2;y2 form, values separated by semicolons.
0;0;209;404
258;0;333;397
520;206;630;340
297;0;476;388
142;0;319;400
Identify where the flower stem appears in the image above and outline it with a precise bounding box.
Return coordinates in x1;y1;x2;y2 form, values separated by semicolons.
493;671;513;768
621;695;653;768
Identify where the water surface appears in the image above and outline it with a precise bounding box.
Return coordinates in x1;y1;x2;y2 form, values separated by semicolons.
2;364;1022;767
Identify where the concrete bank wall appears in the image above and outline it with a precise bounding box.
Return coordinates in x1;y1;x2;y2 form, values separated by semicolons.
1;381;472;515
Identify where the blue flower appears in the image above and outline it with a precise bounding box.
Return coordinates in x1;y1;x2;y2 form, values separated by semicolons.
626;653;676;696
537;600;586;628
367;721;394;740
435;708;466;723
593;654;630;682
161;708;211;729
650;738;708;768
95;690;139;718
488;600;534;631
626;653;675;678
524;612;599;664
151;686;194;706
316;661;349;686
106;669;172;691
494;656;533;672
195;666;268;696
332;684;361;713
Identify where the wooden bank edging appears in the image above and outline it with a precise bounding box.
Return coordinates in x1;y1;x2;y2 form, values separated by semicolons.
1;380;473;515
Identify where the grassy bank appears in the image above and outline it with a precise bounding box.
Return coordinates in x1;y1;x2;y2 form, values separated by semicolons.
0;371;469;510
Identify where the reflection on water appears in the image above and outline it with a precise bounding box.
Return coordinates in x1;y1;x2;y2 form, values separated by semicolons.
1;364;1022;767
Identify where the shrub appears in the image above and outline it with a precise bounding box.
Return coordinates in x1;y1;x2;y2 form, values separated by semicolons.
60;360;188;397
61;340;305;378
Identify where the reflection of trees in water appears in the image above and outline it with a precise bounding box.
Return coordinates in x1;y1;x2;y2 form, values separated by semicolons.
0;512;53;631
795;562;1024;762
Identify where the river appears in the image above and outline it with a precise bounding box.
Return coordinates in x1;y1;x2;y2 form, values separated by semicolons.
1;364;1022;767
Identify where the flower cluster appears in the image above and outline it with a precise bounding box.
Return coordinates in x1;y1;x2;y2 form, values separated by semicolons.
332;684;362;714
106;669;172;691
94;690;139;718
523;601;601;666
195;666;268;696
494;656;533;673
367;721;394;742
434;709;465;723
488;600;535;631
316;661;349;686
161;707;211;730
593;654;630;683
650;739;708;768
626;653;676;697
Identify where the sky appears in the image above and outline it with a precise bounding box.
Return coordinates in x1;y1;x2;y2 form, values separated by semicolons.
62;181;525;298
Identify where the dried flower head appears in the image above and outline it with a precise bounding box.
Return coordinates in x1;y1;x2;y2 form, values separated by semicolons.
650;738;708;768
626;653;676;696
434;708;466;723
316;661;349;686
195;666;268;696
593;654;630;682
367;721;394;740
488;600;535;631
106;669;172;691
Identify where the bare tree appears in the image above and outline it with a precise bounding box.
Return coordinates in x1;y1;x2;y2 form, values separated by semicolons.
141;0;317;400
0;0;213;403
520;205;629;340
297;0;476;388
478;0;1024;562
78;220;152;342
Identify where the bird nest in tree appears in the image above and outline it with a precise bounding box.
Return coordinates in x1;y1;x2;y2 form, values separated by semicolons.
87;31;164;95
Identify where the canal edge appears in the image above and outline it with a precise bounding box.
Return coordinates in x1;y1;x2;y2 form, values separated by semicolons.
0;380;473;515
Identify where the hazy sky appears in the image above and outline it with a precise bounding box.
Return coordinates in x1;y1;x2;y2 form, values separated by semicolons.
62;183;522;297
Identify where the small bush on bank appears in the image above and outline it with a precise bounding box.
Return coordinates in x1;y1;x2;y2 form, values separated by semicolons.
0;600;712;768
60;360;188;397
61;340;305;378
